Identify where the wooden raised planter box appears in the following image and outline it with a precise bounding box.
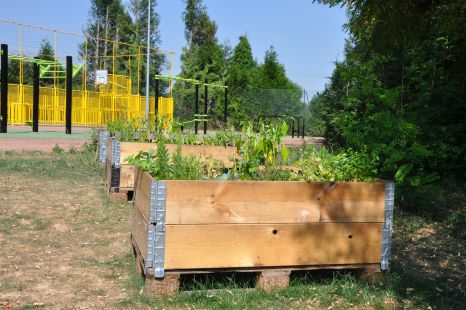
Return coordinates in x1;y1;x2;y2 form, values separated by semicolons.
104;136;240;201
131;167;395;296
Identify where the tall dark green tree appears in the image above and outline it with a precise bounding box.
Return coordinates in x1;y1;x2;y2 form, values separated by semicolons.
129;0;165;95
251;47;303;118
174;0;227;123
229;35;256;90
37;39;56;86
82;0;131;72
312;0;466;193
182;0;217;49
80;0;165;94
227;35;258;122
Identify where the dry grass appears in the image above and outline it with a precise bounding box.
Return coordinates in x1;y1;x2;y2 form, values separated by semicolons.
0;150;132;308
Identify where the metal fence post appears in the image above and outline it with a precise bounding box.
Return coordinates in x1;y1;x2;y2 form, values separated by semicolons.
297;117;301;138
66;56;72;134
154;78;159;126
33;59;39;132
224;85;228;125
194;83;199;134
204;81;208;135
1;44;8;133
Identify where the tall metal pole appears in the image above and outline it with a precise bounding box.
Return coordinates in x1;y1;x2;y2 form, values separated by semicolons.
66;56;72;134
224;85;228;125
144;0;151;120
297;117;301;138
154;78;159;122
204;81;208;135
32;60;39;132
1;44;8;133
302;118;305;138
194;83;199;134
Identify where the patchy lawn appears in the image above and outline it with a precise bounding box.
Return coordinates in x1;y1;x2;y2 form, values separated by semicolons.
0;150;464;309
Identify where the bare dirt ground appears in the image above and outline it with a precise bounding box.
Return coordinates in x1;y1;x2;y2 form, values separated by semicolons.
0;152;132;309
0;125;91;152
0;138;89;152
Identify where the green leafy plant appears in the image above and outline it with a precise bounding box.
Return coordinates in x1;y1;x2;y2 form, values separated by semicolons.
298;147;378;182
127;143;227;181
234;121;289;180
126;141;172;180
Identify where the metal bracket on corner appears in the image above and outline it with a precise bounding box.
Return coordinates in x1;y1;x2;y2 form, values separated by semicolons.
110;139;121;191
381;182;395;271
146;180;167;278
145;223;156;273
98;129;109;164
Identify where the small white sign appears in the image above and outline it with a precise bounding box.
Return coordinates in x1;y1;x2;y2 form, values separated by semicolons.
95;70;108;85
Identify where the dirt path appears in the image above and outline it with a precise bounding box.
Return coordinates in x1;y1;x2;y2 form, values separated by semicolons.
0;155;132;308
0;126;92;152
0;138;90;152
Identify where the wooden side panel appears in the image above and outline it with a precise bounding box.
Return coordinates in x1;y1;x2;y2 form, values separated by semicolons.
120;142;158;163
119;164;135;190
105;138;113;187
119;142;239;167
164;223;383;270
165;181;386;224
131;204;149;264
118;144;239;189
134;170;152;221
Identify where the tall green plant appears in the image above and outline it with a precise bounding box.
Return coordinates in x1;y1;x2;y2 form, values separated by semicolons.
234;121;289;180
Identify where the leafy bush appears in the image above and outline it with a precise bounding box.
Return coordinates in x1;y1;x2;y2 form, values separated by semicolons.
298;147;378;182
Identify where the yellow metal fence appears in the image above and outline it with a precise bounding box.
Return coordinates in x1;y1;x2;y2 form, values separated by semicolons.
3;83;174;127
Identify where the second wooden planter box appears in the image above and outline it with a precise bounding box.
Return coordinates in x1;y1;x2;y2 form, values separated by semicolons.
104;136;240;200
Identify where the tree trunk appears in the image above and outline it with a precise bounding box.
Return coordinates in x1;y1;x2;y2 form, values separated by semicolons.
96;22;100;69
103;5;109;69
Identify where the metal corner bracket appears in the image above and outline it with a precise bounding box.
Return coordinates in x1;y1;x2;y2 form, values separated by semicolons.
98;129;109;164
110;139;121;190
146;180;167;278
381;182;395;271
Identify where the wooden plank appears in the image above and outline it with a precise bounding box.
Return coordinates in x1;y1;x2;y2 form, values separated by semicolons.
164;180;386;224
131;204;149;264
105;137;114;188
257;270;290;291
133;171;152;221
118;143;239;190
145;273;180;297
165;263;381;274
164;223;383;270
131;234;145;277
105;157;112;188
135;168;153;202
119;142;239;167
119;164;135;189
120;142;158;162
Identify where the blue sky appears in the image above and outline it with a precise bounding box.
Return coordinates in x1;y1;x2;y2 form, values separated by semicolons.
0;0;347;97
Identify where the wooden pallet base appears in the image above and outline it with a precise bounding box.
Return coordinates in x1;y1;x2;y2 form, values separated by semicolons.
145;273;181;297
256;270;290;291
130;234;381;298
106;183;132;201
